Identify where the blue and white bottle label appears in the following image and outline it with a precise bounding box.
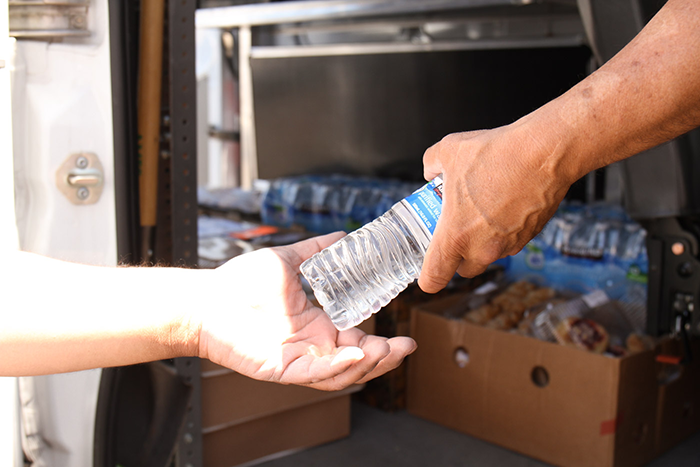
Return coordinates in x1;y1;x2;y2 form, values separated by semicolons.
403;176;443;236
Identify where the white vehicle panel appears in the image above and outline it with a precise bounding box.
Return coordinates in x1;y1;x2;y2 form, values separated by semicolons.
10;0;115;466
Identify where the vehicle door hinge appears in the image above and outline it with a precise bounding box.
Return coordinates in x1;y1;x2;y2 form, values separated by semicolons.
9;0;90;40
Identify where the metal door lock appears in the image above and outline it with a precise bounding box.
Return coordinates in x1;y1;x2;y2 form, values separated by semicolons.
56;152;105;205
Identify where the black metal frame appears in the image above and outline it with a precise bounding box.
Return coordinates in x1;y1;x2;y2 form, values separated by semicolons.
174;357;203;466
111;0;141;264
165;0;199;266
166;1;202;462
106;0;202;465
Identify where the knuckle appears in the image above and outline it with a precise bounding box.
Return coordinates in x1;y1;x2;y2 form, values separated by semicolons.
472;248;501;267
507;240;528;257
442;132;459;143
422;146;439;166
456;263;474;278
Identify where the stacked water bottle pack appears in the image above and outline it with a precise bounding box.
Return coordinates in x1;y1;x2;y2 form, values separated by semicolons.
261;174;422;235
501;202;648;302
263;173;649;334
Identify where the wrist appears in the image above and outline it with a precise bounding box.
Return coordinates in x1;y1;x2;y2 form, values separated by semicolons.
509;93;600;187
156;268;211;359
166;307;202;359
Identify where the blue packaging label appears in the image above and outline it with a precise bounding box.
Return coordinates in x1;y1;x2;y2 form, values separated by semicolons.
403;176;443;236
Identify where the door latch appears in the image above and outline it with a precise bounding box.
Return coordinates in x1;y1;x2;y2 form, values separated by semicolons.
56;152;104;205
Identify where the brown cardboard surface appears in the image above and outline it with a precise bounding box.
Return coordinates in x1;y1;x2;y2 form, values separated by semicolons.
201;370;358;429
407;307;489;434
203;395;351;467
408;296;662;467
482;330;621;467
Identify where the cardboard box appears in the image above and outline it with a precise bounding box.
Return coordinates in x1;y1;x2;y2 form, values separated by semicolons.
358;278;490;411
203;394;351;467
200;316;375;467
200;362;360;467
407;294;676;467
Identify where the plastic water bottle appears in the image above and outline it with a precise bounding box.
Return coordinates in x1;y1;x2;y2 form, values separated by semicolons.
301;176;444;330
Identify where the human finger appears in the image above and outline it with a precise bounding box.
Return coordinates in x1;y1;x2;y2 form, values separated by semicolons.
418;226;463;293
278;344;365;388
281;231;346;270
305;335;392;391
334;326;367;347
423;141;445;181
356;336;417;384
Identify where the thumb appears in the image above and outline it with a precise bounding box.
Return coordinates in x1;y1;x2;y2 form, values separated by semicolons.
418;226;462;294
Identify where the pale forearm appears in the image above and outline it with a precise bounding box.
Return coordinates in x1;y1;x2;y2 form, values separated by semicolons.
520;0;700;182
0;231;413;389
1;251;206;376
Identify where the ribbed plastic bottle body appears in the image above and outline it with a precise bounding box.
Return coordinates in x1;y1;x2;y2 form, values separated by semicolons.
301;176;443;331
301;202;430;330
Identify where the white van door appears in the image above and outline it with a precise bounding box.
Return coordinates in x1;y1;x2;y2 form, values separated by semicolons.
10;0;117;465
1;0;21;465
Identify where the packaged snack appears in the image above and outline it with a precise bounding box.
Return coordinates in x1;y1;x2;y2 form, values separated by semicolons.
554;317;610;354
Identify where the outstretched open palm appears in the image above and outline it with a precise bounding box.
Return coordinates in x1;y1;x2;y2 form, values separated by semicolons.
198;233;417;391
